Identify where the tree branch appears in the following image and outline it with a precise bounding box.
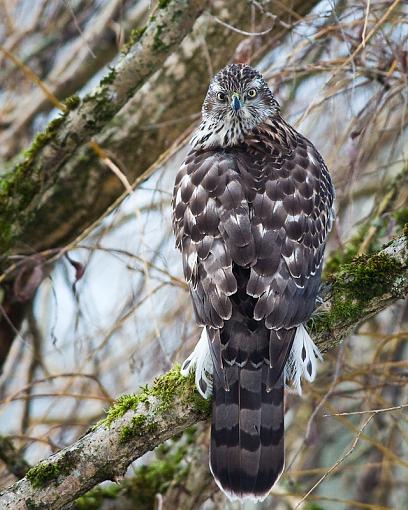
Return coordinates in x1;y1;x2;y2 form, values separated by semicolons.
0;1;149;156
0;0;207;257
0;234;406;509
0;0;319;261
0;367;210;510
309;234;408;351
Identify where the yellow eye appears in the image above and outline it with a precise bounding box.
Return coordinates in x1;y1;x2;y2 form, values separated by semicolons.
247;88;257;99
217;92;227;102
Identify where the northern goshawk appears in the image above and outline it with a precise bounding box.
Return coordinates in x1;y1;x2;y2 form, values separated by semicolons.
172;63;335;501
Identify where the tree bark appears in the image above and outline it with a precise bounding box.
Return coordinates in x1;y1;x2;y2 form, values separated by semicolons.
0;0;207;258
0;0;149;157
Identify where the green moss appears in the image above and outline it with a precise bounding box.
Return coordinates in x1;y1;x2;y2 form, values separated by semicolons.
26;451;78;488
99;365;211;430
80;85;117;127
404;222;408;240
328;298;364;326
310;251;406;335
395;208;408;229
131;413;149;430
99;67;117;86
121;27;146;54
24;115;65;159
153;24;169;51
74;484;120;510
64;94;81;110
27;462;61;488
150;364;188;412
187;377;212;416
149;364;211;416
335;253;404;300
0;109;69;253
158;0;171;7
102;393;141;425
87;88;117;125
3;102;77;182
120;414;158;442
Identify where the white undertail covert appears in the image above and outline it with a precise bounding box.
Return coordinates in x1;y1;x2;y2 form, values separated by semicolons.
181;324;322;398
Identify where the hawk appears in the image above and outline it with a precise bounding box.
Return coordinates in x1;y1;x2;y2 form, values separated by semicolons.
172;64;334;501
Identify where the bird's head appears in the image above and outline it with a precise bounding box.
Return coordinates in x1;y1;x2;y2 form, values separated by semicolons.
192;64;279;149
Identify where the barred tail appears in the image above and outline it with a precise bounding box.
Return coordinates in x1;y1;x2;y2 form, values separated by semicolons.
210;364;284;502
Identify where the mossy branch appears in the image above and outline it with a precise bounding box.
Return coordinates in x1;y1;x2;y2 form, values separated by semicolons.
0;235;406;509
0;0;206;257
0;366;209;510
0;0;319;262
309;234;408;351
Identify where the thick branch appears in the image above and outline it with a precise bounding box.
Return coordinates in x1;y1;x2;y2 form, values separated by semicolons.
0;234;406;509
0;0;319;261
0;367;210;510
0;0;206;257
309;234;408;351
0;1;149;156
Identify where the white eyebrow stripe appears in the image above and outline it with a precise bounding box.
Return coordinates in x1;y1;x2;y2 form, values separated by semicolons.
210;82;223;93
247;78;264;88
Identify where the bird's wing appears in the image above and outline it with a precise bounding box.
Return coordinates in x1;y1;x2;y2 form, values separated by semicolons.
172;139;334;376
244;133;335;329
172;149;252;329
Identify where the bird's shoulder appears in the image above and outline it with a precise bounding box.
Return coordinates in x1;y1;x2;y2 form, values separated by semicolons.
173;116;335;216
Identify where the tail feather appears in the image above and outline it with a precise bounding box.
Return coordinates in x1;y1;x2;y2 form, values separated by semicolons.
256;367;284;495
210;364;284;502
181;322;323;502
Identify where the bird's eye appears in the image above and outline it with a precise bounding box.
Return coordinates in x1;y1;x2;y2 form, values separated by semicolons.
247;88;257;99
217;92;227;102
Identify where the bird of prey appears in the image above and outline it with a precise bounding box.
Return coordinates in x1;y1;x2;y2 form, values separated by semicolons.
172;63;334;502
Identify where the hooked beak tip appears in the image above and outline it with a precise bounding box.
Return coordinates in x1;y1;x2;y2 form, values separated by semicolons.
231;95;242;113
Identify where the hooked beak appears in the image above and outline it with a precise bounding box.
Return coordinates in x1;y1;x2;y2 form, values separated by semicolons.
231;93;243;113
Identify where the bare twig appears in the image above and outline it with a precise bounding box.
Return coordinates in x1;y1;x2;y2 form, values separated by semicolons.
294;415;375;509
324;403;408;417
